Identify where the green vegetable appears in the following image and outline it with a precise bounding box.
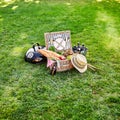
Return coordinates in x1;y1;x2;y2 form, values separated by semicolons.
49;46;55;51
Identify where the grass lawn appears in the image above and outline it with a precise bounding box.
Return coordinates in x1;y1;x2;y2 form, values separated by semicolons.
0;0;120;119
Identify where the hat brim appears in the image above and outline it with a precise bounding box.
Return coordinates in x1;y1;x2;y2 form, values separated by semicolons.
71;54;87;73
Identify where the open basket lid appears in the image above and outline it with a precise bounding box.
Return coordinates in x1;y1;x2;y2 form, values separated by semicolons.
44;30;72;52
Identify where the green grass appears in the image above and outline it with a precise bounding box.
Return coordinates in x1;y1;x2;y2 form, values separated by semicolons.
0;0;120;120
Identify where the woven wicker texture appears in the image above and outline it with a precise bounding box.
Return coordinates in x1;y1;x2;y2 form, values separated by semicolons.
44;31;73;72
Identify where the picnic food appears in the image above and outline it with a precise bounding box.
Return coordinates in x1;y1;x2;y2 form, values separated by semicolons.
37;49;66;60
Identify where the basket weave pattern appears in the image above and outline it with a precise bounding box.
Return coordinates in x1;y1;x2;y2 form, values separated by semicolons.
56;59;73;72
44;31;73;72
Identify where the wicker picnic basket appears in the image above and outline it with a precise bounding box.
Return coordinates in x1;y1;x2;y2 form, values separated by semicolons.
44;30;73;72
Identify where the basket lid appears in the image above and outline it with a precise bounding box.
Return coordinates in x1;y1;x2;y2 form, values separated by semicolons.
44;31;72;52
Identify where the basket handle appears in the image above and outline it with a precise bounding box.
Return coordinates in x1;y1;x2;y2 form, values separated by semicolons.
32;43;40;51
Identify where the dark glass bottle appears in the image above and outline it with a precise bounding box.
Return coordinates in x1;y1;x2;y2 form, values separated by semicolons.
77;42;81;53
72;45;77;53
81;44;87;56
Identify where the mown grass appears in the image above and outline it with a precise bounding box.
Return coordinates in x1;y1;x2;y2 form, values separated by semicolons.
0;0;120;120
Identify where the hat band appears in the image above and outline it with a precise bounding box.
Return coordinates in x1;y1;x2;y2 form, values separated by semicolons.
73;57;85;69
75;57;86;66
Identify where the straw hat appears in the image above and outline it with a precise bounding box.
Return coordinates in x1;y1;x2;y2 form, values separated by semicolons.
71;54;87;73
